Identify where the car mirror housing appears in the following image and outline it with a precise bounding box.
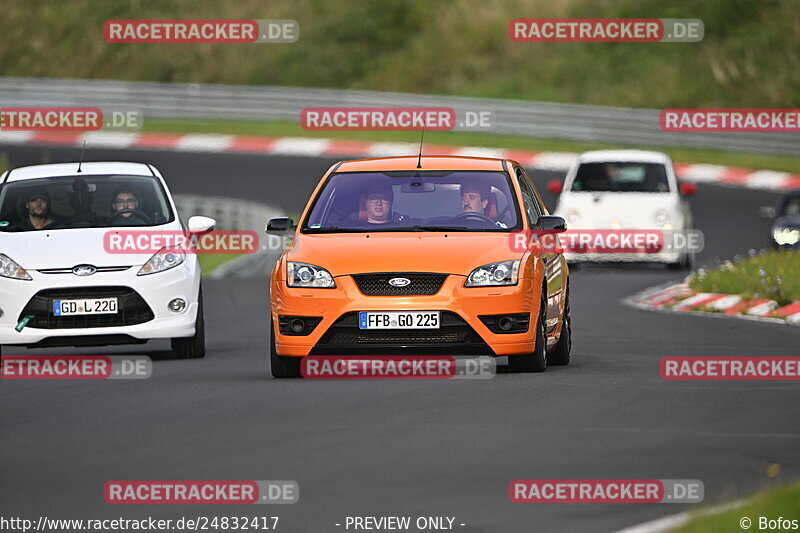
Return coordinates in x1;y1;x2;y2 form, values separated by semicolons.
546;180;563;195
266;217;295;234
535;215;567;232
187;215;216;233
679;182;698;196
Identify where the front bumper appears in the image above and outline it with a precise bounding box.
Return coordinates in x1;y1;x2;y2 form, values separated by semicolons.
271;274;541;357
0;262;200;346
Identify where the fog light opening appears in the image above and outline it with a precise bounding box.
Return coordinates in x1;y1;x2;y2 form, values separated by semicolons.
168;298;187;313
290;318;306;333
498;316;515;331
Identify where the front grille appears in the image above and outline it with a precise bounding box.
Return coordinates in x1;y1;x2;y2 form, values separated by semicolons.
352;272;448;296
37;266;132;274
19;286;154;329
313;312;491;354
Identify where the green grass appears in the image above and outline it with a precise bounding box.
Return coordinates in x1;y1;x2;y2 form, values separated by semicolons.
197;253;244;276
672;483;800;533
3;0;799;108
690;250;800;306
144;118;800;175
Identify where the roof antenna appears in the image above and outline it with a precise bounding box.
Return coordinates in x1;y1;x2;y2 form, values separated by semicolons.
416;124;425;169
77;139;87;173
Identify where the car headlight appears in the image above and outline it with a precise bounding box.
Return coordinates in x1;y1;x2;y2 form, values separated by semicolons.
0;253;32;280
287;262;335;288
137;248;185;276
465;260;520;287
773;227;800;245
655;209;673;229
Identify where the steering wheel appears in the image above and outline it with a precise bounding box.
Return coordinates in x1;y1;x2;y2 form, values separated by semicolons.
108;209;152;225
453;211;496;225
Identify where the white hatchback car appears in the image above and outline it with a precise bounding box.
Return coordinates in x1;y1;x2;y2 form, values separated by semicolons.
0;161;214;357
549;150;696;269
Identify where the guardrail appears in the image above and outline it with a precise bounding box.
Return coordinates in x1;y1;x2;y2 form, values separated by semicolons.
0;76;797;155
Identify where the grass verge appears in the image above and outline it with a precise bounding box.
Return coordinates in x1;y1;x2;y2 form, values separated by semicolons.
197;253;243;277
671;482;800;533
143;119;800;175
690;249;800;306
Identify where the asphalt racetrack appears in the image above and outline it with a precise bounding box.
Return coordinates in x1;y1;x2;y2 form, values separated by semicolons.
2;144;799;532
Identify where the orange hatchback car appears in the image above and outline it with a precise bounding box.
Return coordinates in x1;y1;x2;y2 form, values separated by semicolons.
267;156;571;377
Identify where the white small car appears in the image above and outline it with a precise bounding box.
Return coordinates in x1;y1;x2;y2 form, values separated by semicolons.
0;161;214;357
549;150;696;269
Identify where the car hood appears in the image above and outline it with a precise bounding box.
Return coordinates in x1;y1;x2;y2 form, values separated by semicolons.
287;232;524;276
0;226;175;270
555;192;682;229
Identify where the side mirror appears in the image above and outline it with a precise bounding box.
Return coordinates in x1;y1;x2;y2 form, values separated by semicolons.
679;182;697;196
187;215;216;233
758;206;776;220
266;217;295;234
535;215;567;232
547;179;563;195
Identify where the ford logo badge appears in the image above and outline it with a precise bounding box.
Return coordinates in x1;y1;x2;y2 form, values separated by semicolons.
72;264;97;276
388;277;411;287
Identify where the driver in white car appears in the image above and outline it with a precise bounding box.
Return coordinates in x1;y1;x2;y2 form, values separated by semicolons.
110;186;147;225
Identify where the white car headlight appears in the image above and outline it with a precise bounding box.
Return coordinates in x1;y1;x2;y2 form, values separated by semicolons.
773;227;800;245
465;260;520;287
137;248;185;276
0;253;32;280
287;262;335;288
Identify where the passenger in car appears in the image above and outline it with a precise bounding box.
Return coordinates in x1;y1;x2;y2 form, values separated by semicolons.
18;189;57;230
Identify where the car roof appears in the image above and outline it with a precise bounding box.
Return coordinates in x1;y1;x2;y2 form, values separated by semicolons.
3;162;154;183
335;156;508;173
577;150;669;164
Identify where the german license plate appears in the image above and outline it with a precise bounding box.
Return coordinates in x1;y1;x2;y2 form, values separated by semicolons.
53;298;119;316
358;311;440;329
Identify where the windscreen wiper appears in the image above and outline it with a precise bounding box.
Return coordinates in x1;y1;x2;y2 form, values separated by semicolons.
303;226;369;233
404;225;471;232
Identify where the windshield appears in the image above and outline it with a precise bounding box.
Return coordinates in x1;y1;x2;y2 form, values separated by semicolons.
779;195;800;217
0;175;174;232
570;162;670;193
302;171;521;232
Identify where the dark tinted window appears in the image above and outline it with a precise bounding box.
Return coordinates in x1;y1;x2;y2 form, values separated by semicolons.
571;162;670;193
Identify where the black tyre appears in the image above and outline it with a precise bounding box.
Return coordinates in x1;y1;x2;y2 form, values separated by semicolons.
547;287;571;366
270;318;301;378
171;289;206;359
507;291;547;373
